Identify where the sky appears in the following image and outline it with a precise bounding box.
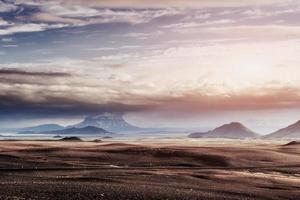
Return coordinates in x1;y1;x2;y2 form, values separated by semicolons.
1;0;300;134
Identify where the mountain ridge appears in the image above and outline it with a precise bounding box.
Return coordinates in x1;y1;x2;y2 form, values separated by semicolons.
18;124;65;134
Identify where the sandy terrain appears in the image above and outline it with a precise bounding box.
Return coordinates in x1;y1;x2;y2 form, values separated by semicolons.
0;139;299;200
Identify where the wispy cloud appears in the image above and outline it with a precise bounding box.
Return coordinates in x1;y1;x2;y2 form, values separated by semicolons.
120;31;164;39
242;7;300;19
34;7;182;25
18;0;292;8
1;44;18;48
0;1;182;36
40;3;102;18
162;19;236;29
0;17;10;26
1;38;14;42
203;25;300;38
0;1;17;12
0;68;71;77
0;23;66;36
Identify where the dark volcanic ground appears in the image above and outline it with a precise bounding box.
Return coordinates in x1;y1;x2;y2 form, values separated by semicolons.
0;140;299;200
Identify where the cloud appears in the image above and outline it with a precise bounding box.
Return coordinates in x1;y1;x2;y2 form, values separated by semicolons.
30;12;83;25
203;25;300;38
0;18;9;26
242;7;300;19
167;24;300;39
0;68;71;77
1;44;18;48
0;92;149;117
0;1;17;12
0;41;300;118
3;0;296;37
120;31;164;39
0;67;153;117
0;2;180;37
162;19;236;29
1;0;300;121
1;37;13;42
41;7;181;24
162;85;300;112
40;3;101;18
1;72;300;118
0;23;67;36
19;0;292;8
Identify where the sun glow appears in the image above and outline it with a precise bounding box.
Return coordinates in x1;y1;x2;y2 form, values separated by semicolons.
231;58;273;82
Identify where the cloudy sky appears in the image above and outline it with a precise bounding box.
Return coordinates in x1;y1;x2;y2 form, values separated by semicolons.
1;0;300;133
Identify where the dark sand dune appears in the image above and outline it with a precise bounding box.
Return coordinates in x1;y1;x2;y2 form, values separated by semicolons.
0;140;299;199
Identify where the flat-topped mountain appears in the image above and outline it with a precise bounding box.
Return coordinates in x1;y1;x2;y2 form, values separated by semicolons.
264;120;300;139
189;122;259;139
72;112;141;132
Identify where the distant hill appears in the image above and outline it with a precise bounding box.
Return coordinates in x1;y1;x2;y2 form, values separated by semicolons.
41;126;113;136
189;132;208;138
59;137;82;142
264;120;300;139
18;124;65;134
189;122;259;139
71;112;142;132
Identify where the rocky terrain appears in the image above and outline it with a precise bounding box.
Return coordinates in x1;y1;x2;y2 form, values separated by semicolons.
0;140;299;199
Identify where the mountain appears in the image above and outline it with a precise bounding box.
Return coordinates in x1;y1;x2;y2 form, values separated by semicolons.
71;112;142;132
18;124;65;134
264;120;300;139
40;126;113;136
189;122;259;139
